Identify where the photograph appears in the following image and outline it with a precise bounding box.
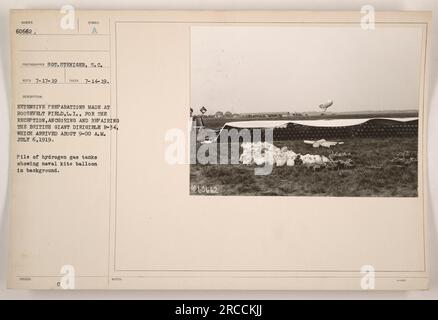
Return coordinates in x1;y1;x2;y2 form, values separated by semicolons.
190;25;422;197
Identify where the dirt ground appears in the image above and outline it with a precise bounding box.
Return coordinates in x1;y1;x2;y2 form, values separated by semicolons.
190;137;418;197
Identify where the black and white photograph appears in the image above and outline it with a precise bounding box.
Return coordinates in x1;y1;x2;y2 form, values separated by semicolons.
190;25;422;197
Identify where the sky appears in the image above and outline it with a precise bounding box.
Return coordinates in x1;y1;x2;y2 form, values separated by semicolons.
191;25;423;114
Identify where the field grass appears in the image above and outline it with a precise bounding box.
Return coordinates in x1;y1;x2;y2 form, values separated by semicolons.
190;137;418;197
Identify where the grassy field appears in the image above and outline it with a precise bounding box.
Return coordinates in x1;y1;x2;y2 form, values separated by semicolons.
190;137;418;197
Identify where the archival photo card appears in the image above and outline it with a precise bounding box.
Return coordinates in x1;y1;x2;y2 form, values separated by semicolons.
7;10;430;290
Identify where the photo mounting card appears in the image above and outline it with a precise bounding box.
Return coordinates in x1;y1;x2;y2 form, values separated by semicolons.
8;10;431;290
